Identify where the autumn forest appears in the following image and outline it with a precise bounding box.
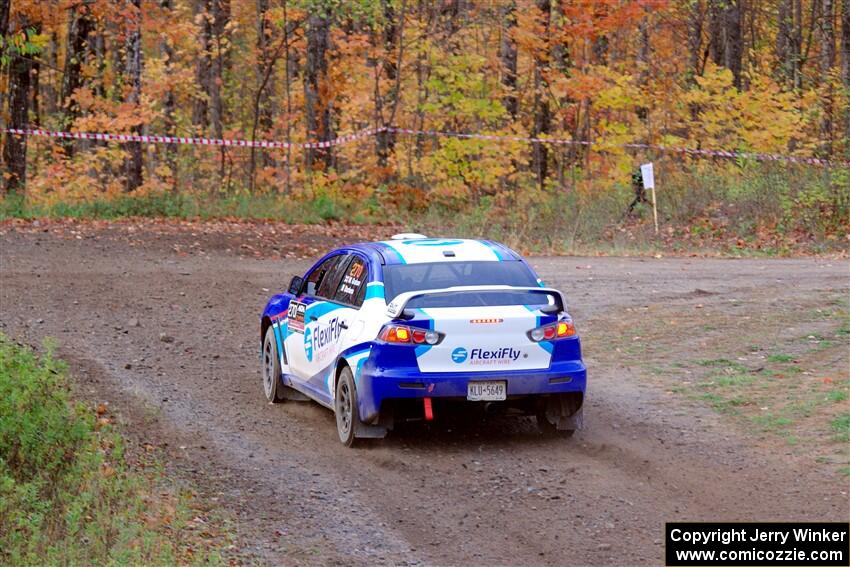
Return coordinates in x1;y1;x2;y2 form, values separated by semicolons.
1;0;849;251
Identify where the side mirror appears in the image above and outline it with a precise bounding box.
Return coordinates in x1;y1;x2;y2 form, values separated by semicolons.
288;276;303;295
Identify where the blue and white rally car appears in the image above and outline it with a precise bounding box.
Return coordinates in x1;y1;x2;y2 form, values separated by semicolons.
260;235;586;446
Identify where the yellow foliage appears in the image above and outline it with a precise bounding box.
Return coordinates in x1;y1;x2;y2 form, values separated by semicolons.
684;64;801;154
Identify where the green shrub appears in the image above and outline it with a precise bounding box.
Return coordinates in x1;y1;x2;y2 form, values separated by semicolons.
0;335;225;566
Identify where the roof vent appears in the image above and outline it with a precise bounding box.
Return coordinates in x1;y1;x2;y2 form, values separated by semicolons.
390;233;428;240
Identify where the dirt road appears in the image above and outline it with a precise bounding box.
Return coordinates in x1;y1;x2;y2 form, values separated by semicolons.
1;222;848;566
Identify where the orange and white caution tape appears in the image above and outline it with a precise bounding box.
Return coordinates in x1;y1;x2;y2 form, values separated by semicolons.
5;126;847;167
2;126;380;149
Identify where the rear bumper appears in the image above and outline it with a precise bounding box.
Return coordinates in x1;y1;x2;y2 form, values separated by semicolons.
356;359;586;423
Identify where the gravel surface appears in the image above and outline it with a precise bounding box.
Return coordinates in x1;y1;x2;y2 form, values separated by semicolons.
1;223;848;566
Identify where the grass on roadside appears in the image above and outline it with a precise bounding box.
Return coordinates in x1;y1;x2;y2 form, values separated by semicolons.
688;349;849;435
594;289;850;474
832;413;850;442
0;190;347;225
0;334;229;566
680;303;850;470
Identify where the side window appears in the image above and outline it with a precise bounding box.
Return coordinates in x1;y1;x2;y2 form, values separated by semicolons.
333;256;368;306
354;278;367;306
304;255;344;297
317;254;351;299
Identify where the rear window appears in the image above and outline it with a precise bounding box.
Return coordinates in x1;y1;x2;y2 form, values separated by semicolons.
382;261;538;300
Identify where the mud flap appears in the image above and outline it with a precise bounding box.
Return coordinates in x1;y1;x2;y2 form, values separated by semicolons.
354;421;388;439
543;393;584;431
354;409;393;439
557;407;584;431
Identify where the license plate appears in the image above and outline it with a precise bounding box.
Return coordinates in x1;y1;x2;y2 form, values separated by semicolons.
467;381;506;401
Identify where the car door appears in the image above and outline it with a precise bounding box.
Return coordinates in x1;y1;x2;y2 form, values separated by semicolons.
319;255;370;396
286;253;349;383
291;254;371;404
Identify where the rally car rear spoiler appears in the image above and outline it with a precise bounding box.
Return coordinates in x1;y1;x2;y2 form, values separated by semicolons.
385;285;567;319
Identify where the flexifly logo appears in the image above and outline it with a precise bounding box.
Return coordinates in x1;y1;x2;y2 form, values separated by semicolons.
452;347;521;365
451;347;468;363
306;317;346;363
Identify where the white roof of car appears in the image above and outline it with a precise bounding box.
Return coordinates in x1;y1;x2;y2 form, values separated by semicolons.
378;236;509;264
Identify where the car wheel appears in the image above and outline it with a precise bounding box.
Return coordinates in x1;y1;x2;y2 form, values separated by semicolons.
262;327;286;403
535;408;575;437
335;366;359;447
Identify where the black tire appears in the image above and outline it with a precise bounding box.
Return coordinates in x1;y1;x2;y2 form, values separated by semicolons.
335;366;359;447
535;408;575;437
262;327;286;403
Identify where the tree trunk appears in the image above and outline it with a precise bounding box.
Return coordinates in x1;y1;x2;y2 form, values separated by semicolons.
531;0;551;190
3;15;33;196
842;0;850;81
687;0;706;125
123;0;143;192
592;36;608;65
374;0;404;169
411;0;435;169
589;2;609;65
282;0;294;193
842;0;850;143
41;32;60;117
0;0;8;43
687;0;705;79
776;0;802;87
820;0;837;154
842;0;850;82
0;0;11;121
636;18;651;124
499;2;518;119
160;0;178;190
60;4;94;156
551;0;573;178
92;26;107;98
724;0;744;88
192;0;230;179
255;0;274;170
193;0;212;128
708;0;724;66
708;0;744;88
794;0;804;88
30;51;40;126
304;11;334;170
439;0;464;53
210;0;228;140
821;0;837;72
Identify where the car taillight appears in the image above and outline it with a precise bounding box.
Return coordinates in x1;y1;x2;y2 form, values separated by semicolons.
379;325;444;345
527;320;575;342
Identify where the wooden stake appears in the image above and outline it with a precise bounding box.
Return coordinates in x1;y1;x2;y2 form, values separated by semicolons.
651;186;659;235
